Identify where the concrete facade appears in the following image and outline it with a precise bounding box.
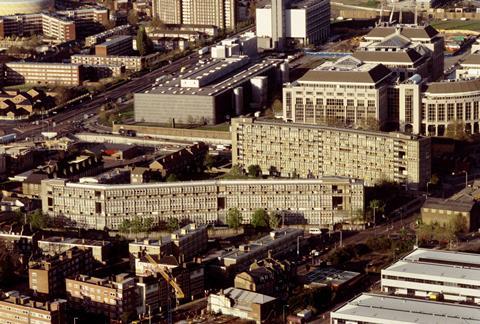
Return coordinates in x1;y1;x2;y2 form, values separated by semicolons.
231;117;431;189
41;177;365;229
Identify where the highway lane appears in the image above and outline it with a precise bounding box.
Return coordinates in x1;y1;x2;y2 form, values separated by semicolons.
9;53;200;139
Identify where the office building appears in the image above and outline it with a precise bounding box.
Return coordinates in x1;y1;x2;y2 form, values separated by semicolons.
208;287;277;324
95;35;133;56
282;56;392;129
85;24;132;47
38;236;112;263
41;177;365;229
0;0;53;16
221;228;303;272
66;274;136;321
57;7;109;38
4;62;83;86
136;274;167;316
129;224;208;262
0;291;66;324
152;0;236;30
210;32;257;58
359;24;444;81
134;57;286;125
231;117;431;188
256;0;330;49
382;249;480;304
71;52;161;72
331;293;480;324
28;247;94;297
397;77;480;136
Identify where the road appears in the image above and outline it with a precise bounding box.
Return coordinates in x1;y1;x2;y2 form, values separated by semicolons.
4;53;200;140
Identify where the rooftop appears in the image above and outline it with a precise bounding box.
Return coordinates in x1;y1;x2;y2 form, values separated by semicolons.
141;57;282;96
221;287;276;305
352;48;424;64
425;78;480;94
332;293;480;323
422;197;475;212
365;24;439;40
297;56;391;84
235;117;424;141
97;35;132;47
38;236;110;248
383;248;480;284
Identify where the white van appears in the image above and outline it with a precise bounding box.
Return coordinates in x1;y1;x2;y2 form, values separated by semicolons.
309;228;322;235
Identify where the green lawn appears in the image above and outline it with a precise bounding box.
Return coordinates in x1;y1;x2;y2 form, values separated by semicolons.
3;84;49;91
431;20;480;31
196;122;230;132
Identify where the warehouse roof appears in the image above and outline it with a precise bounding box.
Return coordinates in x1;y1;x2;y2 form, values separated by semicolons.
422;197;475;213
332;293;480;323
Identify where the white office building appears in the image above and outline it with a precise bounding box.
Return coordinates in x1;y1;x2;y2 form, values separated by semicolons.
381;249;480;304
331;293;480;324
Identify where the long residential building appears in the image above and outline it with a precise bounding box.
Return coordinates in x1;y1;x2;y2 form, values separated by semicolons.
0;7;108;41
331;293;480;324
231;117;431;189
41;177;365;230
71;53;161;72
4;62;83;86
85;25;132;47
381;248;480;304
0;291;66;324
153;0;236;30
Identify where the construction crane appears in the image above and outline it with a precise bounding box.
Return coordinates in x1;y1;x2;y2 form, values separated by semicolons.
144;253;185;324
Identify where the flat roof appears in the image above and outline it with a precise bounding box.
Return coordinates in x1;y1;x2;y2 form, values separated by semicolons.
38;236;110;247
97;35;132;47
222;287;276;304
383;249;480;284
48;176;363;191
235;117;424;141
331;293;480;323
141;57;282;96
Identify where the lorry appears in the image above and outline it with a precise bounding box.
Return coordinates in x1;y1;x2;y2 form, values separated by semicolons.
198;46;210;55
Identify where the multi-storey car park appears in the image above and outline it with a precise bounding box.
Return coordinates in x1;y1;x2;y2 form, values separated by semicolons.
231;117;431;189
41;177;364;230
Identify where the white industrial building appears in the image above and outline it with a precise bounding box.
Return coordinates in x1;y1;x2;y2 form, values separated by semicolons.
331;293;480;324
210;32;258;58
256;0;330;50
381;249;480;304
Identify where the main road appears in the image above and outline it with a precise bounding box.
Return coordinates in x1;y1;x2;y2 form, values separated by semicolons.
5;53;200;140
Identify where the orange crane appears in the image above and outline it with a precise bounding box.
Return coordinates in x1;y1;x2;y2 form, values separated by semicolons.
144;253;185;324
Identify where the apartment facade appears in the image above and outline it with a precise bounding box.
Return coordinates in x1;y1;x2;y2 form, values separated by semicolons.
95;35;133;57
41;177;365;229
152;0;236;30
282;56;392;128
37;236;112;263
66;274;136;322
4;62;83;86
381;249;480;304
28;247;94;297
231;117;431;189
0;292;66;324
71;53;162;72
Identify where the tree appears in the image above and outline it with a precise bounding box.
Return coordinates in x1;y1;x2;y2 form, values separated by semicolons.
226;207;242;229
149;16;165;30
251;209;268;228
166;173;178;182
268;211;281;229
53;86;74;106
247;164;261;178
271;99;283;114
127;9;139;26
28;210;49;230
167;218;179;232
450;214;467;235
445;120;469;140
368;199;385;224
224;164;247;179
136;26;153;56
204;154;215;170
